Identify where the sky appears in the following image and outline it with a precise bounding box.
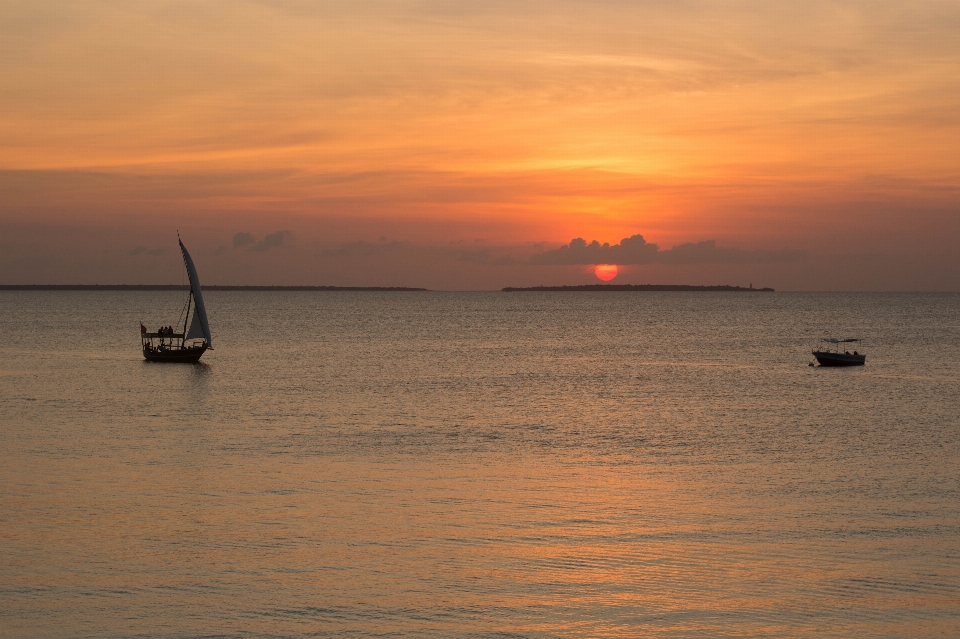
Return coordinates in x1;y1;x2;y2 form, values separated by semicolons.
2;1;959;290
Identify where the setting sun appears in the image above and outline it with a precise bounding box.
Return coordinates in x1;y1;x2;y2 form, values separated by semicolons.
594;264;618;281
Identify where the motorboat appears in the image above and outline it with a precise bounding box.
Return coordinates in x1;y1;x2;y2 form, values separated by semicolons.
812;338;865;367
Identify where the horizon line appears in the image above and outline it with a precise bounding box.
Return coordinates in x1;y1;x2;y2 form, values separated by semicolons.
2;285;958;293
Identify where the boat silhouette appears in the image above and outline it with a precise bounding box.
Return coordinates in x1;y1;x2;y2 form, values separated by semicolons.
140;239;213;363
812;338;865;367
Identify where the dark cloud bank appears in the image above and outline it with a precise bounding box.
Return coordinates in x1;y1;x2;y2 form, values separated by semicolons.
530;235;803;265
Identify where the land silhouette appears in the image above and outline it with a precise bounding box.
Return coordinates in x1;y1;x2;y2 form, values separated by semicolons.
502;284;774;292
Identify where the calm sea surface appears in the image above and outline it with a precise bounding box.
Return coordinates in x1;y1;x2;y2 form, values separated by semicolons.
2;291;959;638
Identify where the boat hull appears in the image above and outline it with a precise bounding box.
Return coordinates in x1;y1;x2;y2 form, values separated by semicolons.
812;351;865;367
143;344;207;363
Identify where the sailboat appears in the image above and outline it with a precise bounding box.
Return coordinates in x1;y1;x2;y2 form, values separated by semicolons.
140;238;213;363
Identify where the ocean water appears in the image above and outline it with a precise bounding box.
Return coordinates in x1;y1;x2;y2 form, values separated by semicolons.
1;291;959;638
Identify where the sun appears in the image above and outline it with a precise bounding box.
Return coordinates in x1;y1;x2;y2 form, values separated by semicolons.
594;264;618;281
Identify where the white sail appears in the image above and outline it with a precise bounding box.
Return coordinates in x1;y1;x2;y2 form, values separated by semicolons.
179;239;213;348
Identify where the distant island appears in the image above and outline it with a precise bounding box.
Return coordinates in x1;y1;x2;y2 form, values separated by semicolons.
502;284;774;292
0;285;429;291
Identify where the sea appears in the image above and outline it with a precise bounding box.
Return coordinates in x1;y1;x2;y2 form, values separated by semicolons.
1;291;959;638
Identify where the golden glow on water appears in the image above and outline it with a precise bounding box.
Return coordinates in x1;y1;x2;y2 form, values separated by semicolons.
2;291;960;636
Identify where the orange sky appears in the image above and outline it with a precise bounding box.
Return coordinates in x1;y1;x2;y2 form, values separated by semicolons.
2;1;959;289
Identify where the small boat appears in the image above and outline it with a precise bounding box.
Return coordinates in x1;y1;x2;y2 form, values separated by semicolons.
812;338;865;367
141;239;213;363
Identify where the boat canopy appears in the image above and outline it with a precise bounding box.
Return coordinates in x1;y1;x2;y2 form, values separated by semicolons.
179;239;212;348
822;338;860;343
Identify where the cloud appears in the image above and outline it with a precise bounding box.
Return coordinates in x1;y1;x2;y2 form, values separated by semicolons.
233;232;255;248
249;230;291;252
231;230;291;252
529;235;656;265
530;235;803;265
128;246;165;256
